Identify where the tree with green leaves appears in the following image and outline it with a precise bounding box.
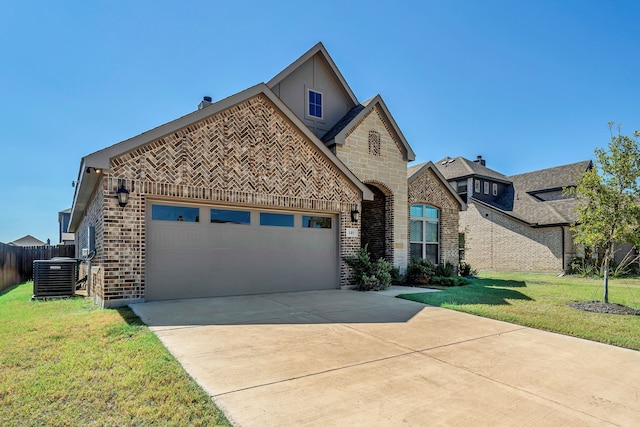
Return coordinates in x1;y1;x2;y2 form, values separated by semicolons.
569;123;640;303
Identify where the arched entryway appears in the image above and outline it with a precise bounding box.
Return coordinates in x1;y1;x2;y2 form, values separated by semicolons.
361;183;394;264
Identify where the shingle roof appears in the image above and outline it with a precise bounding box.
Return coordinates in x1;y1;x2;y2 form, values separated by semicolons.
407;162;427;178
320;104;365;144
434;157;510;183
503;160;592;226
8;235;46;247
429;156;592;226
508;160;592;193
479;160;592;226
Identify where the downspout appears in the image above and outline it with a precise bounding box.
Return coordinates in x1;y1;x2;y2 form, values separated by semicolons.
86;258;92;297
561;226;565;272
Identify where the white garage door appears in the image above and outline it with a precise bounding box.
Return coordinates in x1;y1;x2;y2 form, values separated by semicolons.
145;202;339;301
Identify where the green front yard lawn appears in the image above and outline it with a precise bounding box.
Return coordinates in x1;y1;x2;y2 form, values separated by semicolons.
400;272;640;351
0;282;230;426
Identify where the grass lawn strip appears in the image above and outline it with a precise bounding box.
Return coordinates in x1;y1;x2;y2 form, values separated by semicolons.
399;272;640;351
0;282;230;427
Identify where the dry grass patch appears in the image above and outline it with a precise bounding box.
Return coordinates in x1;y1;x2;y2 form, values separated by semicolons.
0;282;230;426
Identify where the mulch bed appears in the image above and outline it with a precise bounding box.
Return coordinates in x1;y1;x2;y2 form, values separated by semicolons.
568;300;640;316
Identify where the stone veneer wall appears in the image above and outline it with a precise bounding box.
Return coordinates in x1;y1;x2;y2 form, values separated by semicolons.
89;94;361;306
335;105;409;270
460;203;565;272
408;167;460;268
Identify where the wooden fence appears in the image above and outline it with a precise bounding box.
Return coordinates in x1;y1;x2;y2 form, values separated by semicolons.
0;243;76;292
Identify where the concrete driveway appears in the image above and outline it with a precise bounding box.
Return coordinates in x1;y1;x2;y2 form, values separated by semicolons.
131;288;640;426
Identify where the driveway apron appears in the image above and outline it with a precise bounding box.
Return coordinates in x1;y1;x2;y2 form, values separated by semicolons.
131;289;640;426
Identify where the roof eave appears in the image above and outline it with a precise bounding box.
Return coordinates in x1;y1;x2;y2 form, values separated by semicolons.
470;197;534;226
69;83;374;223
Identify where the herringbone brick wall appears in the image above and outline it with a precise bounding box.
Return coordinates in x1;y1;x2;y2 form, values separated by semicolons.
112;95;359;203
408;167;460;268
86;94;362;305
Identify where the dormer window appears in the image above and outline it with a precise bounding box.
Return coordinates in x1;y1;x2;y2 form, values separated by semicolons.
307;89;323;119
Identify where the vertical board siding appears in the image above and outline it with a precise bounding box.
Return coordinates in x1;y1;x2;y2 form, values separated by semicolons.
0;243;75;292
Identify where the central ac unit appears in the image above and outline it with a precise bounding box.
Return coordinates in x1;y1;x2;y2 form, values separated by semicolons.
33;258;78;299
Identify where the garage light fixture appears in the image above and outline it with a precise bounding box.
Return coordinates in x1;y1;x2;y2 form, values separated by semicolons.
116;182;130;208
85;167;102;174
350;206;360;223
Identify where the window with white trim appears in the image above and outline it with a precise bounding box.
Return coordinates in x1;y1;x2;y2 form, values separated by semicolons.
410;204;439;264
492;183;498;196
475;179;480;193
484;181;489;195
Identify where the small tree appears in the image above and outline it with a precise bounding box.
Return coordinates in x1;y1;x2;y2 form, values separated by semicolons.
569;123;640;302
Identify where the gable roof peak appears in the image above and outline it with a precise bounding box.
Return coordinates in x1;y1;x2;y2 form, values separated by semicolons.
267;42;359;106
321;94;415;161
434;156;509;183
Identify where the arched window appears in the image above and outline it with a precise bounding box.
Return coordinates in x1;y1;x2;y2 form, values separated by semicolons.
410;204;439;263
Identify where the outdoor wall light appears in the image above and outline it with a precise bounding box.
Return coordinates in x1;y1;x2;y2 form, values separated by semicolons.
116;183;130;208
350;206;360;223
85;167;102;174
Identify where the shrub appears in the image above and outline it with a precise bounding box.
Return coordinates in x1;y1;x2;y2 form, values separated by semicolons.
458;262;477;277
436;261;455;277
406;257;436;284
569;257;597;277
343;246;393;291
390;267;404;285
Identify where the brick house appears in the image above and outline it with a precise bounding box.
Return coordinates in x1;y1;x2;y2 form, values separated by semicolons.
430;156;592;272
407;162;465;266
69;43;463;307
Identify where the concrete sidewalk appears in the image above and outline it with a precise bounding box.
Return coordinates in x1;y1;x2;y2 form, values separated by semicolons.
132;289;640;426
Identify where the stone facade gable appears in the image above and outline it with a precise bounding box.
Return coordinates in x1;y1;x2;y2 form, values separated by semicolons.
344;104;407;159
335;104;409;269
111;95;360;204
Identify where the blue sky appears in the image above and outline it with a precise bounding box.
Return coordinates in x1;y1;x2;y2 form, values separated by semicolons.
1;0;639;244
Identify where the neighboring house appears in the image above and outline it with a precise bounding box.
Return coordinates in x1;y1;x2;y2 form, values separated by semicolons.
432;156;592;272
8;235;46;247
58;208;74;245
68;42;463;307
